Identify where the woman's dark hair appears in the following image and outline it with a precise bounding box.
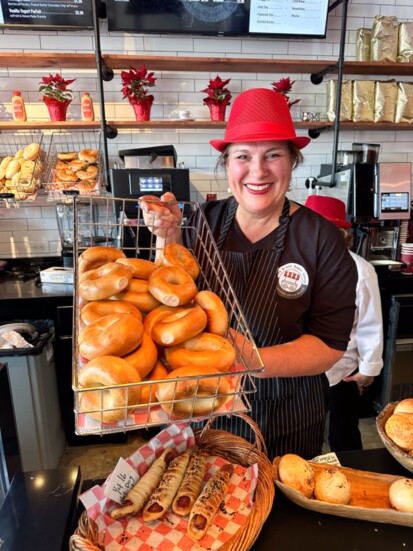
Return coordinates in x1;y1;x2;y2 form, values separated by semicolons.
214;141;304;176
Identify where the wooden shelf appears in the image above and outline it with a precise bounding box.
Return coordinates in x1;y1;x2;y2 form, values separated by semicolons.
1;120;412;132
1;52;412;76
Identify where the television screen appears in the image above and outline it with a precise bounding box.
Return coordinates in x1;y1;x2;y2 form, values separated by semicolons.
106;0;330;39
0;0;93;29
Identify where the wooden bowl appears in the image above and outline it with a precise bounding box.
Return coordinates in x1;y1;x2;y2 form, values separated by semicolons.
376;401;413;474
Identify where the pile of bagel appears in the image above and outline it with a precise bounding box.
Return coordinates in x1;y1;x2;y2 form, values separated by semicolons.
0;142;45;200
76;243;235;424
49;148;99;193
384;398;413;456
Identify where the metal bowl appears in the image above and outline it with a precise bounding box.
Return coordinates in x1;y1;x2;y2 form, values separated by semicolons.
376;401;413;474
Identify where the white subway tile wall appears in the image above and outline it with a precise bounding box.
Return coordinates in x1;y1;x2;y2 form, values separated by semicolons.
0;0;412;258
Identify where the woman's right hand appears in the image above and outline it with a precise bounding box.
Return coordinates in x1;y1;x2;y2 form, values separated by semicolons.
140;192;182;241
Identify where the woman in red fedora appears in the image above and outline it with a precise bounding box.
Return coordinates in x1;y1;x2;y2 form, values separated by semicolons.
141;88;357;460
305;195;383;452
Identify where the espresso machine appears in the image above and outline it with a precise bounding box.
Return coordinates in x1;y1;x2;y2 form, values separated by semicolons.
316;143;411;262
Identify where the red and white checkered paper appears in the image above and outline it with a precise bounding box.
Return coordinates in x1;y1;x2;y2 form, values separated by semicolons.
79;423;258;551
76;364;248;433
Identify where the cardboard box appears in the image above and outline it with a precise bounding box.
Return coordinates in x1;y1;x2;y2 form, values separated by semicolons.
40;267;74;284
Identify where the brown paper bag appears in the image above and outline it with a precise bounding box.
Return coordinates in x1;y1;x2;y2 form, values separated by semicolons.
395;82;413;123
353;80;375;122
326;80;352;122
374;80;398;123
397;22;413;62
356;28;372;61
371;15;398;62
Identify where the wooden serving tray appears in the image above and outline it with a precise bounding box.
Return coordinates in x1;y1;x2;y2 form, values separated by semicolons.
272;457;413;527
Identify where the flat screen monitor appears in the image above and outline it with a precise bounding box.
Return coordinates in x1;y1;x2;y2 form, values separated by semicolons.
106;0;330;39
0;0;93;29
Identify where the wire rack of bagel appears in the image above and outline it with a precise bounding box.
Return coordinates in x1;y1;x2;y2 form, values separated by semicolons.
0;130;47;205
41;130;103;198
72;195;265;436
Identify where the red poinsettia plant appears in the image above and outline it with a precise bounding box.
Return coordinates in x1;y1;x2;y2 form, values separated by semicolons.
202;75;232;106
39;73;76;102
271;77;301;109
121;65;157;102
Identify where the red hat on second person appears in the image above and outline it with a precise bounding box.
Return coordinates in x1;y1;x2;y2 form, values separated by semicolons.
210;88;311;152
305;195;352;229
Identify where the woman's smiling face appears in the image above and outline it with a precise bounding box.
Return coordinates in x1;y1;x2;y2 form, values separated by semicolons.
226;140;293;216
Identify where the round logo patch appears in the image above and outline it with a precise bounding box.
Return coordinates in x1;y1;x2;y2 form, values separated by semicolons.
276;263;309;299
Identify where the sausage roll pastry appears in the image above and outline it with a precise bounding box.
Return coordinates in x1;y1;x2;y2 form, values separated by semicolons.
142;449;192;522
187;462;234;541
111;448;176;520
172;447;209;516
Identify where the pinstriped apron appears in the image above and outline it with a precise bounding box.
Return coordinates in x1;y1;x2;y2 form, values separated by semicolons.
213;197;329;460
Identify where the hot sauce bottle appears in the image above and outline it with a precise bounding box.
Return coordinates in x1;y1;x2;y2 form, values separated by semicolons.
12;91;27;122
81;92;94;121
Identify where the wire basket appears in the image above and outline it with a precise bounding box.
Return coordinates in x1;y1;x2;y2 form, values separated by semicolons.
0;130;46;204
42;130;104;197
70;414;275;551
72;195;264;436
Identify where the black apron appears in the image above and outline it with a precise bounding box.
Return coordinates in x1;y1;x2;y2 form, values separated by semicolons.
213;197;329;460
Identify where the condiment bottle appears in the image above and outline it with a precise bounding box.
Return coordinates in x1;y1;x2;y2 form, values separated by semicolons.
12;91;27;122
81;92;94;121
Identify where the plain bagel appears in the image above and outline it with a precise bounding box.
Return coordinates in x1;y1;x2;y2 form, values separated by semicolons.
78;313;144;360
164;332;236;372
156;365;231;419
151;305;207;346
80;299;143;325
148;265;198;307
78;355;142;423
194;290;229;336
158;243;200;280
78;246;126;274
79;262;133;301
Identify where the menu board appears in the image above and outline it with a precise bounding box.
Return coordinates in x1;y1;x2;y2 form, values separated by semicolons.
0;0;93;29
106;0;330;38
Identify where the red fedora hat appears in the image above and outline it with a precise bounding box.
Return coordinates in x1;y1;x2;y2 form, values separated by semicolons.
210;88;311;152
305;195;352;229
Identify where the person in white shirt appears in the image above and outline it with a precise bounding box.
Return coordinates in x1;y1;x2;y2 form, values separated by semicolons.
305;195;384;451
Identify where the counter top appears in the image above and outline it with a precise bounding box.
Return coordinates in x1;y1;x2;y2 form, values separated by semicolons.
0;278;73;300
253;448;413;551
0;466;81;551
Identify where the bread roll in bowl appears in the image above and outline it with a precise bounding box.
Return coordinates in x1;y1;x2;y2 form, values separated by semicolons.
148;265;198;307
314;468;351;505
394;398;413;415
151;305;207;346
80;299;142;325
79;313;144;360
278;454;315;498
389;478;413;512
78;355;142;423
164;332;236;372
78;245;126;274
385;412;413;452
79;262;133;301
158;243;200;280
156;365;231;419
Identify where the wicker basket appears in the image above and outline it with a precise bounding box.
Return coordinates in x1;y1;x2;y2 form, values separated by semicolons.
376;401;413;474
69;414;275;551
